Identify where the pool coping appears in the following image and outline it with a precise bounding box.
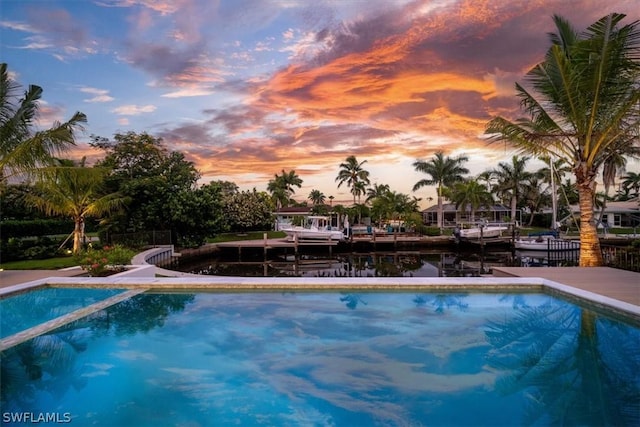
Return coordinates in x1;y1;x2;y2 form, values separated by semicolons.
2;275;638;322
0;288;149;351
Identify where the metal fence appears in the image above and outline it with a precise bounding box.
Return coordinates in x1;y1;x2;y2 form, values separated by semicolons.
601;245;640;272
108;230;172;247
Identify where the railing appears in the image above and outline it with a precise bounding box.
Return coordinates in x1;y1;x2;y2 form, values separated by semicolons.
131;245;177;268
601;245;640;272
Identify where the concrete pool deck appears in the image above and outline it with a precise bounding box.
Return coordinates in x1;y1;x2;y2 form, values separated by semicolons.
2;266;638;303
2;266;638;324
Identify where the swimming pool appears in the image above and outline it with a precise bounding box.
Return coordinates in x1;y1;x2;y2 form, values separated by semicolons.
1;288;638;426
0;287;124;338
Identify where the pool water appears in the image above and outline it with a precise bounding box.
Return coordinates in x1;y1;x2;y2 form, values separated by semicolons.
1;287;124;338
1;291;638;426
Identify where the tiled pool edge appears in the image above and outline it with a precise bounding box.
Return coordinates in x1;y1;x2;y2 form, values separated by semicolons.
0;288;149;351
1;276;638;334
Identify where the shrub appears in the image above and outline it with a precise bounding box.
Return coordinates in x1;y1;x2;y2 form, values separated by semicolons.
77;245;136;277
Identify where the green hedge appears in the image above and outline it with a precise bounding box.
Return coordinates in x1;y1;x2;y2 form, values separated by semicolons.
1;219;76;238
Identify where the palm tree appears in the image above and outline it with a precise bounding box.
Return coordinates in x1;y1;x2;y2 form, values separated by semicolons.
620;171;640;198
308;189;326;205
486;14;640;266
267;169;302;209
492;155;532;224
26;159;126;254
449;179;493;222
597;153;628;225
413;151;469;230
365;183;390;203
0;63;87;186
335;156;370;205
522;176;552;226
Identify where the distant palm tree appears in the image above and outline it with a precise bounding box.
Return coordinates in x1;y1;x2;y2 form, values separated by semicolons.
413;151;469;229
26;159;126;254
492;156;532;224
486;14;640;266
597;153;628;225
413;151;469;230
366;183;390;203
620;171;640;198
449;180;493;222
267;169;302;209
308;189;326;205
0;63;86;186
522;176;551;226
336;156;370;205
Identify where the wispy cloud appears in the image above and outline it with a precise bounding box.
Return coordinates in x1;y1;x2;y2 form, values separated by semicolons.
80;87;114;103
111;104;157;115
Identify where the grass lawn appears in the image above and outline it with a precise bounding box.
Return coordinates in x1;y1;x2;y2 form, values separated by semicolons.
0;256;79;270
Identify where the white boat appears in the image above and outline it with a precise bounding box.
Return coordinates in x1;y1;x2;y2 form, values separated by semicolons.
280;216;346;241
515;234;580;251
456;221;509;239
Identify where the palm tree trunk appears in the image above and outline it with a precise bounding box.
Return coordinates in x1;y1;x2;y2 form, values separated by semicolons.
437;195;443;230
577;178;603;266
73;217;83;254
510;195;517;224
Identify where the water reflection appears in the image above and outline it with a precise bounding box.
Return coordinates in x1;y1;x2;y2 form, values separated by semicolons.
1;293;194;412
485;302;640;426
1;292;637;426
185;251;515;277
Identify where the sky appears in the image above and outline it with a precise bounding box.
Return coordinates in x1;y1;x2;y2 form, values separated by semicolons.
2;0;639;207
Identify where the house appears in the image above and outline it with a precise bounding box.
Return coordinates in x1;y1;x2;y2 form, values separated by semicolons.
563;198;640;229
421;203;518;227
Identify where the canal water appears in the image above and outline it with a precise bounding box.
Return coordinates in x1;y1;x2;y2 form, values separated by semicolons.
174;247;580;277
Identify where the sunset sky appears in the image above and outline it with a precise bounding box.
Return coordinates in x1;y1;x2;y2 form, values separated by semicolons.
2;0;638;207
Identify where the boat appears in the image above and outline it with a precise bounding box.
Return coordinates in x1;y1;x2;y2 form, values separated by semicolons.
455;221;509;239
514;232;580;251
280;216;347;241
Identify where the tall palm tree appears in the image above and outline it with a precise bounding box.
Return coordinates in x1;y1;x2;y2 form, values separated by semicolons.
0;63;87;185
413;151;469;230
335;156;370;205
26;159;126;254
486;13;640;266
492;155;532;224
308;189;326;205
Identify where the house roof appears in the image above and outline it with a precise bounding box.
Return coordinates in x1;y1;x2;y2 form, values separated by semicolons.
421;203;510;213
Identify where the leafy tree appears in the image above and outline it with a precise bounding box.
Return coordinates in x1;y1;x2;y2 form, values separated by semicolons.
335;156;370;205
0;63;87;187
0;183;44;220
25;159;125;253
486;14;640;266
413;151;469;230
223;189;274;232
91;132;220;246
